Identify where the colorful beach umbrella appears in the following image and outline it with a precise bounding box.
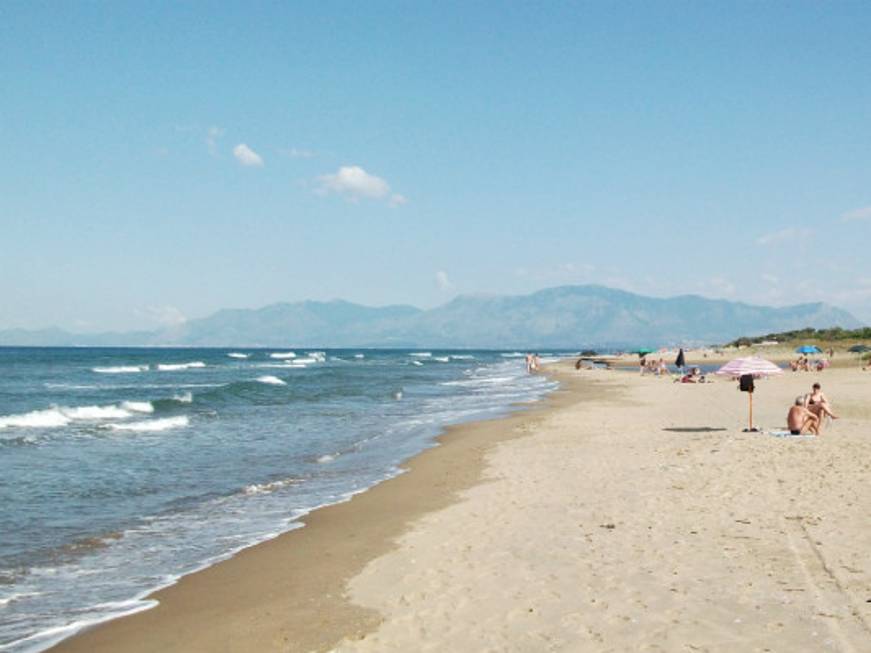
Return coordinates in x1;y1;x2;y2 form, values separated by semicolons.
715;356;783;432
715;356;784;378
795;345;822;354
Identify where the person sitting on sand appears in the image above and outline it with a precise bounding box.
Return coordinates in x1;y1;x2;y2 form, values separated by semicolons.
679;366;706;383
787;397;819;435
803;382;838;430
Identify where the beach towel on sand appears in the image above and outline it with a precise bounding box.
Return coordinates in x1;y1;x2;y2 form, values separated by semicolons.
764;429;815;439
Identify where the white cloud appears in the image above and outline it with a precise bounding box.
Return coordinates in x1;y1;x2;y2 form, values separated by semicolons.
233;143;264;167
316;165;404;204
435;271;453;291
206;126;225;156
761;273;779;284
755;227;813;246
841;206;871;222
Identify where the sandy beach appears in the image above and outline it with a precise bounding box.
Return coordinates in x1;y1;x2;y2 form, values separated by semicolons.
52;362;871;652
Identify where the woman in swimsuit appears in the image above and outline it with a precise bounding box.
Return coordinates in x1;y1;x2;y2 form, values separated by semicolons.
803;382;838;430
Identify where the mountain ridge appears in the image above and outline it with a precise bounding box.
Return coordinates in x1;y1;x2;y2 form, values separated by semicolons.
0;285;862;348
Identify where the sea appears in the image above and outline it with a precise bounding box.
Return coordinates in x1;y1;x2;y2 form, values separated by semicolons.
0;347;561;651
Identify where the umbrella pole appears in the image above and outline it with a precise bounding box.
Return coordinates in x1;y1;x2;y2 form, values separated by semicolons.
749;391;753;431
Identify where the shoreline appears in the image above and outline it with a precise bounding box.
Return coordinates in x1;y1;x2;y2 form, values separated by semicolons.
48;369;581;653
46;361;871;651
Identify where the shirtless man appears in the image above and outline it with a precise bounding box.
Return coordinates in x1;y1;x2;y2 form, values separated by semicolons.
787;397;819;435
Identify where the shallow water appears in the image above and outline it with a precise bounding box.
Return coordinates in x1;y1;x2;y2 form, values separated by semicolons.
0;347;559;651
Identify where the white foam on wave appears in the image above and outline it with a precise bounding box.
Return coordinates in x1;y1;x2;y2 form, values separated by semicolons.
92;365;148;374
450;354;475;360
269;352;296;359
156;362;206;371
227;352;249;359
62;405;133;420
0;408;71;429
120;401;155;414
354;354;365;359
306;351;326;362
106;416;189;432
501;352;524;358
0;598;157;653
433;356;450;363
243;477;301;495
317;453;337;463
411;360;424;366
172;392;193;403
256;376;286;386
410;352;432;358
291;357;317;365
0;400;149;429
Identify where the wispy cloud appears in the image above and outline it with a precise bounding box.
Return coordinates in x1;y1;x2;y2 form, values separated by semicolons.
233;143;264;167
315;165;405;205
840;206;871;222
206;126;225;156
755;227;813;246
435;271;453;291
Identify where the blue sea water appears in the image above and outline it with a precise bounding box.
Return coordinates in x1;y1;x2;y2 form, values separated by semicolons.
0;347;559;651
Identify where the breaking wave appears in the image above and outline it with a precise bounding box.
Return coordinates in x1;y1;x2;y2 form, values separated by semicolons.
156;362;206;371
92;366;148;374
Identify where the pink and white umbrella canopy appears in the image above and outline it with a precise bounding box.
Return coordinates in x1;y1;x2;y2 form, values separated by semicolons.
715;356;784;378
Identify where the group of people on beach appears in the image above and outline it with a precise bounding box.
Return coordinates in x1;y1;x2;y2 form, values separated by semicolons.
639;357;668;376
525;353;541;373
786;382;839;435
638;357;706;383
790;355;830;372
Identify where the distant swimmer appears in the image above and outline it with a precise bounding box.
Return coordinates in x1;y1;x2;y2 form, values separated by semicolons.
392;390;403;400
526;353;534;373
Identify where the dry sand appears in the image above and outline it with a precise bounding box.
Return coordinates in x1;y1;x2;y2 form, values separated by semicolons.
52;363;871;653
332;365;871;652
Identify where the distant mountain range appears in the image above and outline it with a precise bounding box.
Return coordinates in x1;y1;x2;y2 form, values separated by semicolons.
0;285;862;349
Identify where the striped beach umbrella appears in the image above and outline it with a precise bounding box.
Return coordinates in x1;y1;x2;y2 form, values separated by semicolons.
715;356;783;431
715;356;784;378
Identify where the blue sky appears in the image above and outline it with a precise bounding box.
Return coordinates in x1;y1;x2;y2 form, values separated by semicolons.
2;2;870;331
